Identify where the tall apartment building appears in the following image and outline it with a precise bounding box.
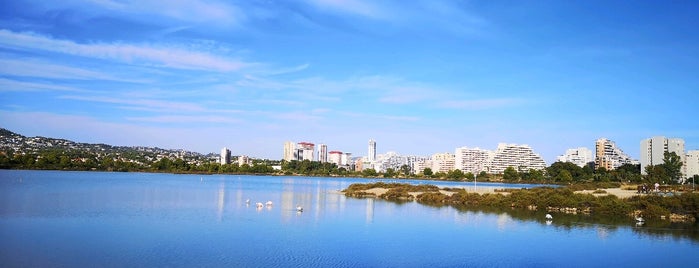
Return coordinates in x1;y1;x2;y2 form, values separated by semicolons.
368;139;376;162
318;144;328;163
413;159;432;174
297;142;315;161
220;147;231;165
556;147;593;167
283;141;296;161
454;146;491;175
686;150;699;179
341;152;352;166
329;151;343;165
640;136;685;176
595;138;635;170
486;143;546;174
237;155;250;166
431;152;455;173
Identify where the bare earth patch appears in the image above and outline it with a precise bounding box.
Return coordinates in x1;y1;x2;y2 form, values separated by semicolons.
358;187;508;198
576;188;640;199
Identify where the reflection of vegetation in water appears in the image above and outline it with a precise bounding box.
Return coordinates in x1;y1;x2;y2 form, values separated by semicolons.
343;182;699;242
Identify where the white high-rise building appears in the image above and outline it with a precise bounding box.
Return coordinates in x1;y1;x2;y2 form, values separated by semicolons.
237;155;250;166
454;147;491;175
686;150;699;179
556;147;593;167
297;142;315;161
220;147;231;165
368;139;376;162
595;138;636;170
640;136;685;176
486;143;546;174
431;152;455;173
283;141;296;161
329;151;343;165
318;144;328;163
341;152;352;166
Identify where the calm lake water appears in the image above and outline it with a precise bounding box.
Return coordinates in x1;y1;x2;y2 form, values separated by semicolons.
1;170;697;267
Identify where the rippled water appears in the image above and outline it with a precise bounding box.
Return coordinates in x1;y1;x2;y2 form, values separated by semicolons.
1;170;697;267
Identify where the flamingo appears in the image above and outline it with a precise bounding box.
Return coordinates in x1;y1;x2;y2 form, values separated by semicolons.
545;214;553;220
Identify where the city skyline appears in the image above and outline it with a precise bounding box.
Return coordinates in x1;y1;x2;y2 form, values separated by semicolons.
1;1;698;163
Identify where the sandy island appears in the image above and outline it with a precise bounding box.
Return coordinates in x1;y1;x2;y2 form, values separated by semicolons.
350;186;642;199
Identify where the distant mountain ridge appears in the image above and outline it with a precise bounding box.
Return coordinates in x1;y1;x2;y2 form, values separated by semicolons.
0;128;208;157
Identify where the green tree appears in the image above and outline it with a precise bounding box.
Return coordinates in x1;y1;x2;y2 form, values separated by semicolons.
383;168;396;178
556;169;573;183
478;171;489;180
661;151;683;183
447;169;465;181
503;166;519;181
464;172;475;181
362;168;378;177
399;164;412;176
422;168;433;177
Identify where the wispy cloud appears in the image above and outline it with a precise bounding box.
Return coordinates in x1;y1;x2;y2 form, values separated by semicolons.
305;0;386;19
0;78;85;92
126;115;242;124
51;0;245;28
0;58;127;81
59;95;205;112
439;98;525;110
0;29;248;72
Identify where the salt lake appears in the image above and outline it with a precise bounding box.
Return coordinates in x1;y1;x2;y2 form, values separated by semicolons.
1;170;697;267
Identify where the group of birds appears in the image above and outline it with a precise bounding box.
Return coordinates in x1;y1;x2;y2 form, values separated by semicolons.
545;213;645;226
245;199;303;212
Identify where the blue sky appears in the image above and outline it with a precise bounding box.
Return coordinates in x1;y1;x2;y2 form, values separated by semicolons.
1;0;698;163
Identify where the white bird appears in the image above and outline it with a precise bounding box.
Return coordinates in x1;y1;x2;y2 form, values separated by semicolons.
545;214;553;220
636;216;644;223
296;205;304;212
266;201;273;206
255;202;264;208
245;199;250;204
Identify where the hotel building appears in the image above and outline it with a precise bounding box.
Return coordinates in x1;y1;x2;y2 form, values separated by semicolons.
220;147;231;165
431;152;455;173
454;146;491;175
318;144;328;163
640;136;685;176
556;147;593;167
485;143;546;174
595;138;636;170
686;150;699;179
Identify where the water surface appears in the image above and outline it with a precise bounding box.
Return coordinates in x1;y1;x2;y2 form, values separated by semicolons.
1;170;697;267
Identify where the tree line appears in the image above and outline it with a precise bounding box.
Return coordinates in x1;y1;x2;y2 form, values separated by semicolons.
1;149;695;184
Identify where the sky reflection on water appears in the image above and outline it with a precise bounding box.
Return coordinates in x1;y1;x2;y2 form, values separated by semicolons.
0;170;697;267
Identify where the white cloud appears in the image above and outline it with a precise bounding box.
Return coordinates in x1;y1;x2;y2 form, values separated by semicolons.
440;98;524;110
59;95;205;112
306;0;386;19
0;58;120;81
0;29;247;72
0;78;85;92
126;115;242;124
43;0;245;28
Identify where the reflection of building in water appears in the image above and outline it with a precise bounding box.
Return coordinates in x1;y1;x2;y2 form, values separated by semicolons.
366;198;374;224
217;181;226;221
496;213;512;231
596;227;610;240
280;178;314;222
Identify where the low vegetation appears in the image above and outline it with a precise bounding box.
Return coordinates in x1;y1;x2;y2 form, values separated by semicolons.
343;183;699;223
